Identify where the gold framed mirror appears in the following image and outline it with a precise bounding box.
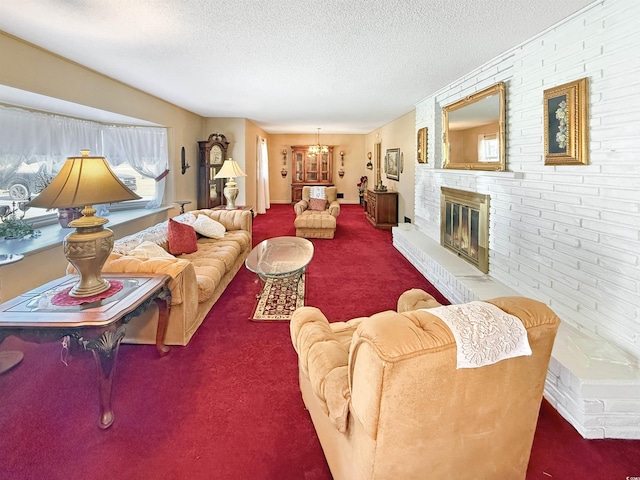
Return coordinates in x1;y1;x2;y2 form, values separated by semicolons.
442;82;506;171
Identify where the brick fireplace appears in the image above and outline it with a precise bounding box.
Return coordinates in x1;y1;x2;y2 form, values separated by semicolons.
440;187;489;274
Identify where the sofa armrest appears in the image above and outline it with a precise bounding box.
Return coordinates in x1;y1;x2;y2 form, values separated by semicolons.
294;200;309;216
397;288;442;312
290;306;351;432
328;200;340;218
100;253;197;306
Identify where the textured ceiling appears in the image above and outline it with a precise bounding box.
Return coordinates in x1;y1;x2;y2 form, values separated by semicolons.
0;0;595;134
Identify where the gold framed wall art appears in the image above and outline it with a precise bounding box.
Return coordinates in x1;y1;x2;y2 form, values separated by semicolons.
385;148;400;180
543;77;589;165
417;127;427;163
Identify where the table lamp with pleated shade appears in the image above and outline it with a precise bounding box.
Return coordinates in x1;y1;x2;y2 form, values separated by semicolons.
29;150;141;297
213;158;247;209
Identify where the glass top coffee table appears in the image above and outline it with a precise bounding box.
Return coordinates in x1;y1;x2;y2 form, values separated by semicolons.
245;236;314;296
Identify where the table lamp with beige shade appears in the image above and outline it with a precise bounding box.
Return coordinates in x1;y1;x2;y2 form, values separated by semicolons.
213;158;247;209
28;150;140;298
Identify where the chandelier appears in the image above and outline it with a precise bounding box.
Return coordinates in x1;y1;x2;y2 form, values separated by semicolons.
308;128;329;156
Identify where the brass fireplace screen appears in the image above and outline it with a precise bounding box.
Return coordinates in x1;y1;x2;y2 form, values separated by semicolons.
440;187;490;273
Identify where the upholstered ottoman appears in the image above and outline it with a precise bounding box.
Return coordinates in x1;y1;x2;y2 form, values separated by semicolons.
294;211;337;239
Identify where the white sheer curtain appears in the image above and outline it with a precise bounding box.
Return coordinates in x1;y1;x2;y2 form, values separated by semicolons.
0;106;101;183
102;126;169;208
256;135;270;214
0;105;168;208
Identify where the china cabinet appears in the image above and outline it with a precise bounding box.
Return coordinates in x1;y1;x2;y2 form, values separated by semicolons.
290;145;333;203
198;133;229;209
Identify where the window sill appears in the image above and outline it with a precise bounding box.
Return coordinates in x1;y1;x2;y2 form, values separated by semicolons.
0;206;171;257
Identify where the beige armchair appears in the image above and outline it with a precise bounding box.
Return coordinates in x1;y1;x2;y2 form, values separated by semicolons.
290;289;560;480
293;186;340;239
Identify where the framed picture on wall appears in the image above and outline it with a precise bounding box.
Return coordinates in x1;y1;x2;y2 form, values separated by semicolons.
417;127;428;163
385;148;400;180
543;77;589;165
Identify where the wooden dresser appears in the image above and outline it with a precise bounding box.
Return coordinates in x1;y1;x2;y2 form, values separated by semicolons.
365;190;398;229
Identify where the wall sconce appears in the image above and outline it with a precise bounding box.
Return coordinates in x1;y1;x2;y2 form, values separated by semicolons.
366;152;373;170
280;148;288;178
338;151;345;178
181;146;190;174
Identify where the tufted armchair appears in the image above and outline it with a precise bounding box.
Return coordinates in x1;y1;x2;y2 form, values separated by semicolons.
290;289;560;480
293;186;340;239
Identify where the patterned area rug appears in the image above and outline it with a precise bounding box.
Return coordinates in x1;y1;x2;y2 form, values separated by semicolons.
252;273;305;321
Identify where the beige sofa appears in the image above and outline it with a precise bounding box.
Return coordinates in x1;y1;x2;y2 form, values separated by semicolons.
100;208;252;346
290;289;560;480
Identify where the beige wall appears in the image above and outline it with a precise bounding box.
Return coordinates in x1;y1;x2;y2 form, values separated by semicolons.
0;31;422;298
0;32;420;219
365;111;416;223
0;32;203;297
267;134;367;204
0;32;204;211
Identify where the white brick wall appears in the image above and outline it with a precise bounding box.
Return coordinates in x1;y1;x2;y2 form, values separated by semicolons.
413;0;640;361
405;0;640;438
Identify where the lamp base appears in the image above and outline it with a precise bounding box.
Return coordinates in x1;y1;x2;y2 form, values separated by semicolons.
65;216;113;298
223;181;239;210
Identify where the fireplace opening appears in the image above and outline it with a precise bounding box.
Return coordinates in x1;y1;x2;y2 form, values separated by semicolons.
441;187;490;273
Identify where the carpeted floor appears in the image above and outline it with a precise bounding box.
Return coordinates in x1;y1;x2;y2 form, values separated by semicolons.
0;203;638;479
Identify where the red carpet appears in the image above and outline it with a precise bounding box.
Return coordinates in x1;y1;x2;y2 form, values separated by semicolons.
0;204;638;479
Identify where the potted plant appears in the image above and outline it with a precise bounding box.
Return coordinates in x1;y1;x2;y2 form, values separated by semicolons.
0;217;36;239
0;203;40;240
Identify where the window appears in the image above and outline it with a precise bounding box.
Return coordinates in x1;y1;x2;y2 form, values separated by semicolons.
477;133;499;163
0;105;168;224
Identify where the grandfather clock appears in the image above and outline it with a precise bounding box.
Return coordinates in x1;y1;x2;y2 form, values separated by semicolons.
198;133;229;209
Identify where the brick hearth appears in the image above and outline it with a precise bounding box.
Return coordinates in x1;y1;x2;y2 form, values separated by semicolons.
394;225;640;439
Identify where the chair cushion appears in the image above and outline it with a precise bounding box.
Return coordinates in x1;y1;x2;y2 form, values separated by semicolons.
294;211;337;229
176;230;251;302
309;198;328;211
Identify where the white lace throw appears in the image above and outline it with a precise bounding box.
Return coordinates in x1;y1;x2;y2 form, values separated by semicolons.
309;186;326;200
421;301;532;369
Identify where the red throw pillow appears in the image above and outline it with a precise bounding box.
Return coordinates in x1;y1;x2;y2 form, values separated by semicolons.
309;198;327;211
167;218;198;255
